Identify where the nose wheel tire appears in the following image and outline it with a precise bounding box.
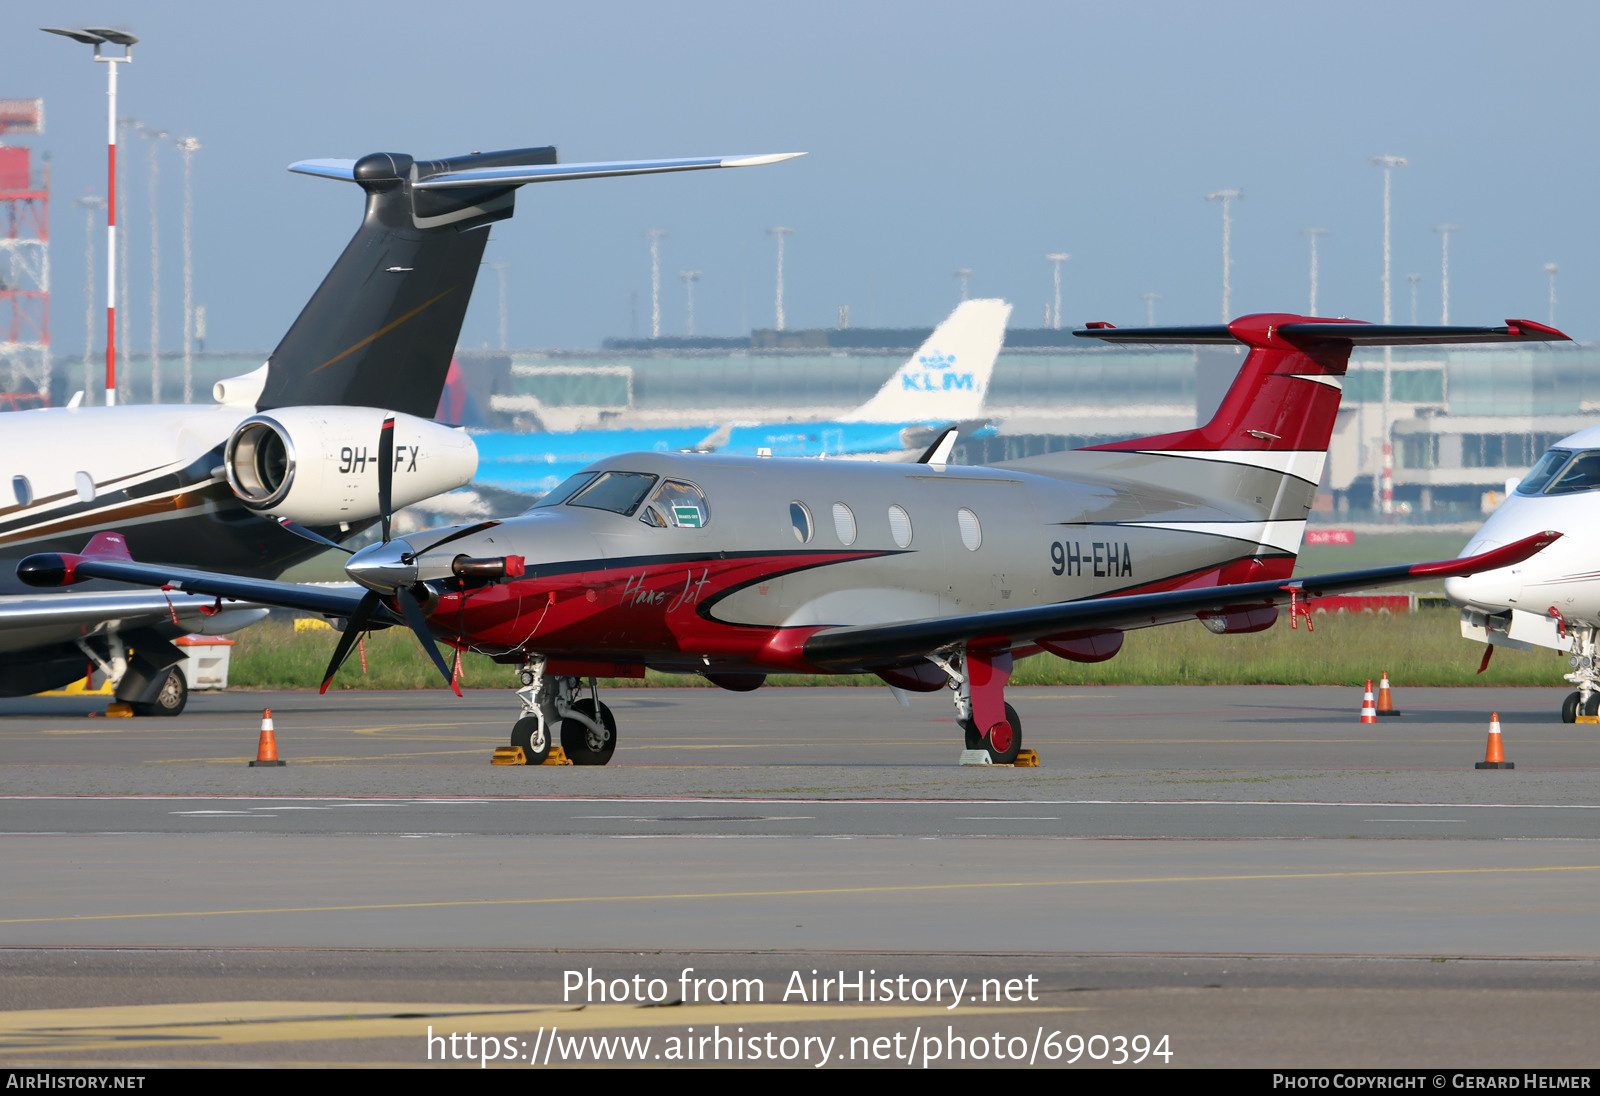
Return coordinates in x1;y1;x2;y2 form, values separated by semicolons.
960;702;1021;763
561;698;617;765
511;716;551;765
132;668;188;717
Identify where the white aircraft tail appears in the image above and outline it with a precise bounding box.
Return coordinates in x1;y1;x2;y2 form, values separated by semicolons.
840;298;1010;423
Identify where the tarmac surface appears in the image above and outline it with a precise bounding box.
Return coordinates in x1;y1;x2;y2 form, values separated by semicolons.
1;684;1597;1069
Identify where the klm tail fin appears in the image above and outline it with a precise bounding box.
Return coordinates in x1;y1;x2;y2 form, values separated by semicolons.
840;298;1011;423
253;148;803;419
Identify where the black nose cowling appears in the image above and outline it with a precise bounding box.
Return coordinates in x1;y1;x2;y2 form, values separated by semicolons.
17;553;77;587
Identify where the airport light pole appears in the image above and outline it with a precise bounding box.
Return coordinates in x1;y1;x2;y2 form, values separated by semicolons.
1545;262;1559;325
768;227;794;331
486;261;510;350
680;270;701;336
75;194;105;403
1433;224;1458;323
1046;253;1069;329
1407;273;1421;324
955;268;972;302
175;135;200;401
142;126;167;402
43;26;137;407
644;229;666;340
1303;228;1329;315
1142;292;1160;326
1205;189;1242;321
1371;155;1407;516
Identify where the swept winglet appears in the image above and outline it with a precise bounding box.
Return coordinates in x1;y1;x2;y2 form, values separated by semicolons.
412;153;805;190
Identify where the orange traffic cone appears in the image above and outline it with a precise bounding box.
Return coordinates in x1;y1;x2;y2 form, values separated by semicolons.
249;708;287;767
1359;679;1377;723
1474;712;1514;770
1376;671;1400;717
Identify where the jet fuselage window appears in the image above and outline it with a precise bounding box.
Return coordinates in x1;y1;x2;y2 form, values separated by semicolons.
1517;449;1571;495
529;472;598;510
888;504;913;548
832;502;856;546
1543;451;1600;496
11;475;31;507
790;502;814;544
566;471;658;516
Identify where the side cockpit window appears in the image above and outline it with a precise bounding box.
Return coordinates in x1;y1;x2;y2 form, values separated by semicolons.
638;478;708;528
1517;450;1570;495
1543;450;1600;496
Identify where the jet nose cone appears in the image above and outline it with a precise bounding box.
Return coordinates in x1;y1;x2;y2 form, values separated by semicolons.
346;539;418;594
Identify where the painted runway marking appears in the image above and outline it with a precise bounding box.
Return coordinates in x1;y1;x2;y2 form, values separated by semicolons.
1365;819;1466;823
2;863;1595;925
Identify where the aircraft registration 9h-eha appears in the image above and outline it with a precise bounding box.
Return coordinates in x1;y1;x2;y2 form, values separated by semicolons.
20;304;1567;760
0;141;800;713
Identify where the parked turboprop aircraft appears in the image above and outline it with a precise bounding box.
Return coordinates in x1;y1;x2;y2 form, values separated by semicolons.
20;314;1564;758
469;298;1011;497
0;144;798;712
1445;426;1600;721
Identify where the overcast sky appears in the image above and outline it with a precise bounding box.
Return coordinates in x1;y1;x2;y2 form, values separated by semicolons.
10;0;1599;353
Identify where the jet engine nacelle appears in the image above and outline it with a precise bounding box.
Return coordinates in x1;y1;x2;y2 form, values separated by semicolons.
223;407;477;524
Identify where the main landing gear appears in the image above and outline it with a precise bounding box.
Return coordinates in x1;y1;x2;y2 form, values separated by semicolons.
1562;625;1600;723
932;648;1022;764
511;656;617;765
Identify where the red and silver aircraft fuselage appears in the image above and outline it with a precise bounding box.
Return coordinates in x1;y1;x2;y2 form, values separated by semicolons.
21;313;1567;763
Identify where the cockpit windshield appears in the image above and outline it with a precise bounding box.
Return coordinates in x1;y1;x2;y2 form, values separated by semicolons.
1543;450;1600;496
565;471;658;516
527;472;598;510
636;478;709;529
1517;450;1572;495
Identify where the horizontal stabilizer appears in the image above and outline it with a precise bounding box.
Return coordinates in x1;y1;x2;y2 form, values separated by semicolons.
1076;316;1572;347
414;153;804;189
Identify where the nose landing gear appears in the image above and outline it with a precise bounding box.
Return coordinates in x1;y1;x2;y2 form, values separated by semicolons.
512;656;617;765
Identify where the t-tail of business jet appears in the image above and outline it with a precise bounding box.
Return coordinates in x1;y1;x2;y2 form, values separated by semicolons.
0;146;798;707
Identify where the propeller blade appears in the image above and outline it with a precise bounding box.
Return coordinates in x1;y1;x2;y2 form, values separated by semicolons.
276;517;355;555
378;414;395;544
319;591;383;694
396;585;461;696
404;520;503;558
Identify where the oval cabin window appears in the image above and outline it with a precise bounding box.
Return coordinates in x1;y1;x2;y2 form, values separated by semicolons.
957;507;982;551
887;504;913;548
74;472;96;503
832;502;856;545
789;502;814;544
12;476;32;506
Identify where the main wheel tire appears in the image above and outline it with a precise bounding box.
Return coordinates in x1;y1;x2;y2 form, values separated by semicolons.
511;716;551;765
1583;694;1600;719
561;698;617;765
132;668;188;717
1562;692;1579;723
984;702;1023;764
963;719;983;749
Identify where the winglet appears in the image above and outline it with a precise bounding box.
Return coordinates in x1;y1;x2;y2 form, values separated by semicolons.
1409;530;1562;578
82;532;133;561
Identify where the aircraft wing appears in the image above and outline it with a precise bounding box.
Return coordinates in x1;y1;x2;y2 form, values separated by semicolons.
801;531;1561;670
0;590;270;657
16;558;382;623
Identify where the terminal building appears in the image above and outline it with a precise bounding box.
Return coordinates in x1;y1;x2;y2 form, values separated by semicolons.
23;325;1597;522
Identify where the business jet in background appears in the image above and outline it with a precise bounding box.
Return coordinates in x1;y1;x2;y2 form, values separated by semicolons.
0;144;797;713
1446;428;1600;721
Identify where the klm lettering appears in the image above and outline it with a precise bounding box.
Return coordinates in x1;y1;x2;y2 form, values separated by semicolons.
1050;539;1133;578
901;371;975;392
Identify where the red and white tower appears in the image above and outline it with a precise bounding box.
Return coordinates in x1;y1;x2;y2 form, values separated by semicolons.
0;98;50;407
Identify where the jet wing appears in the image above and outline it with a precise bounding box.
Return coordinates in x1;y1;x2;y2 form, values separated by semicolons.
0;590;271;657
801;531;1561;670
16;557;382;623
